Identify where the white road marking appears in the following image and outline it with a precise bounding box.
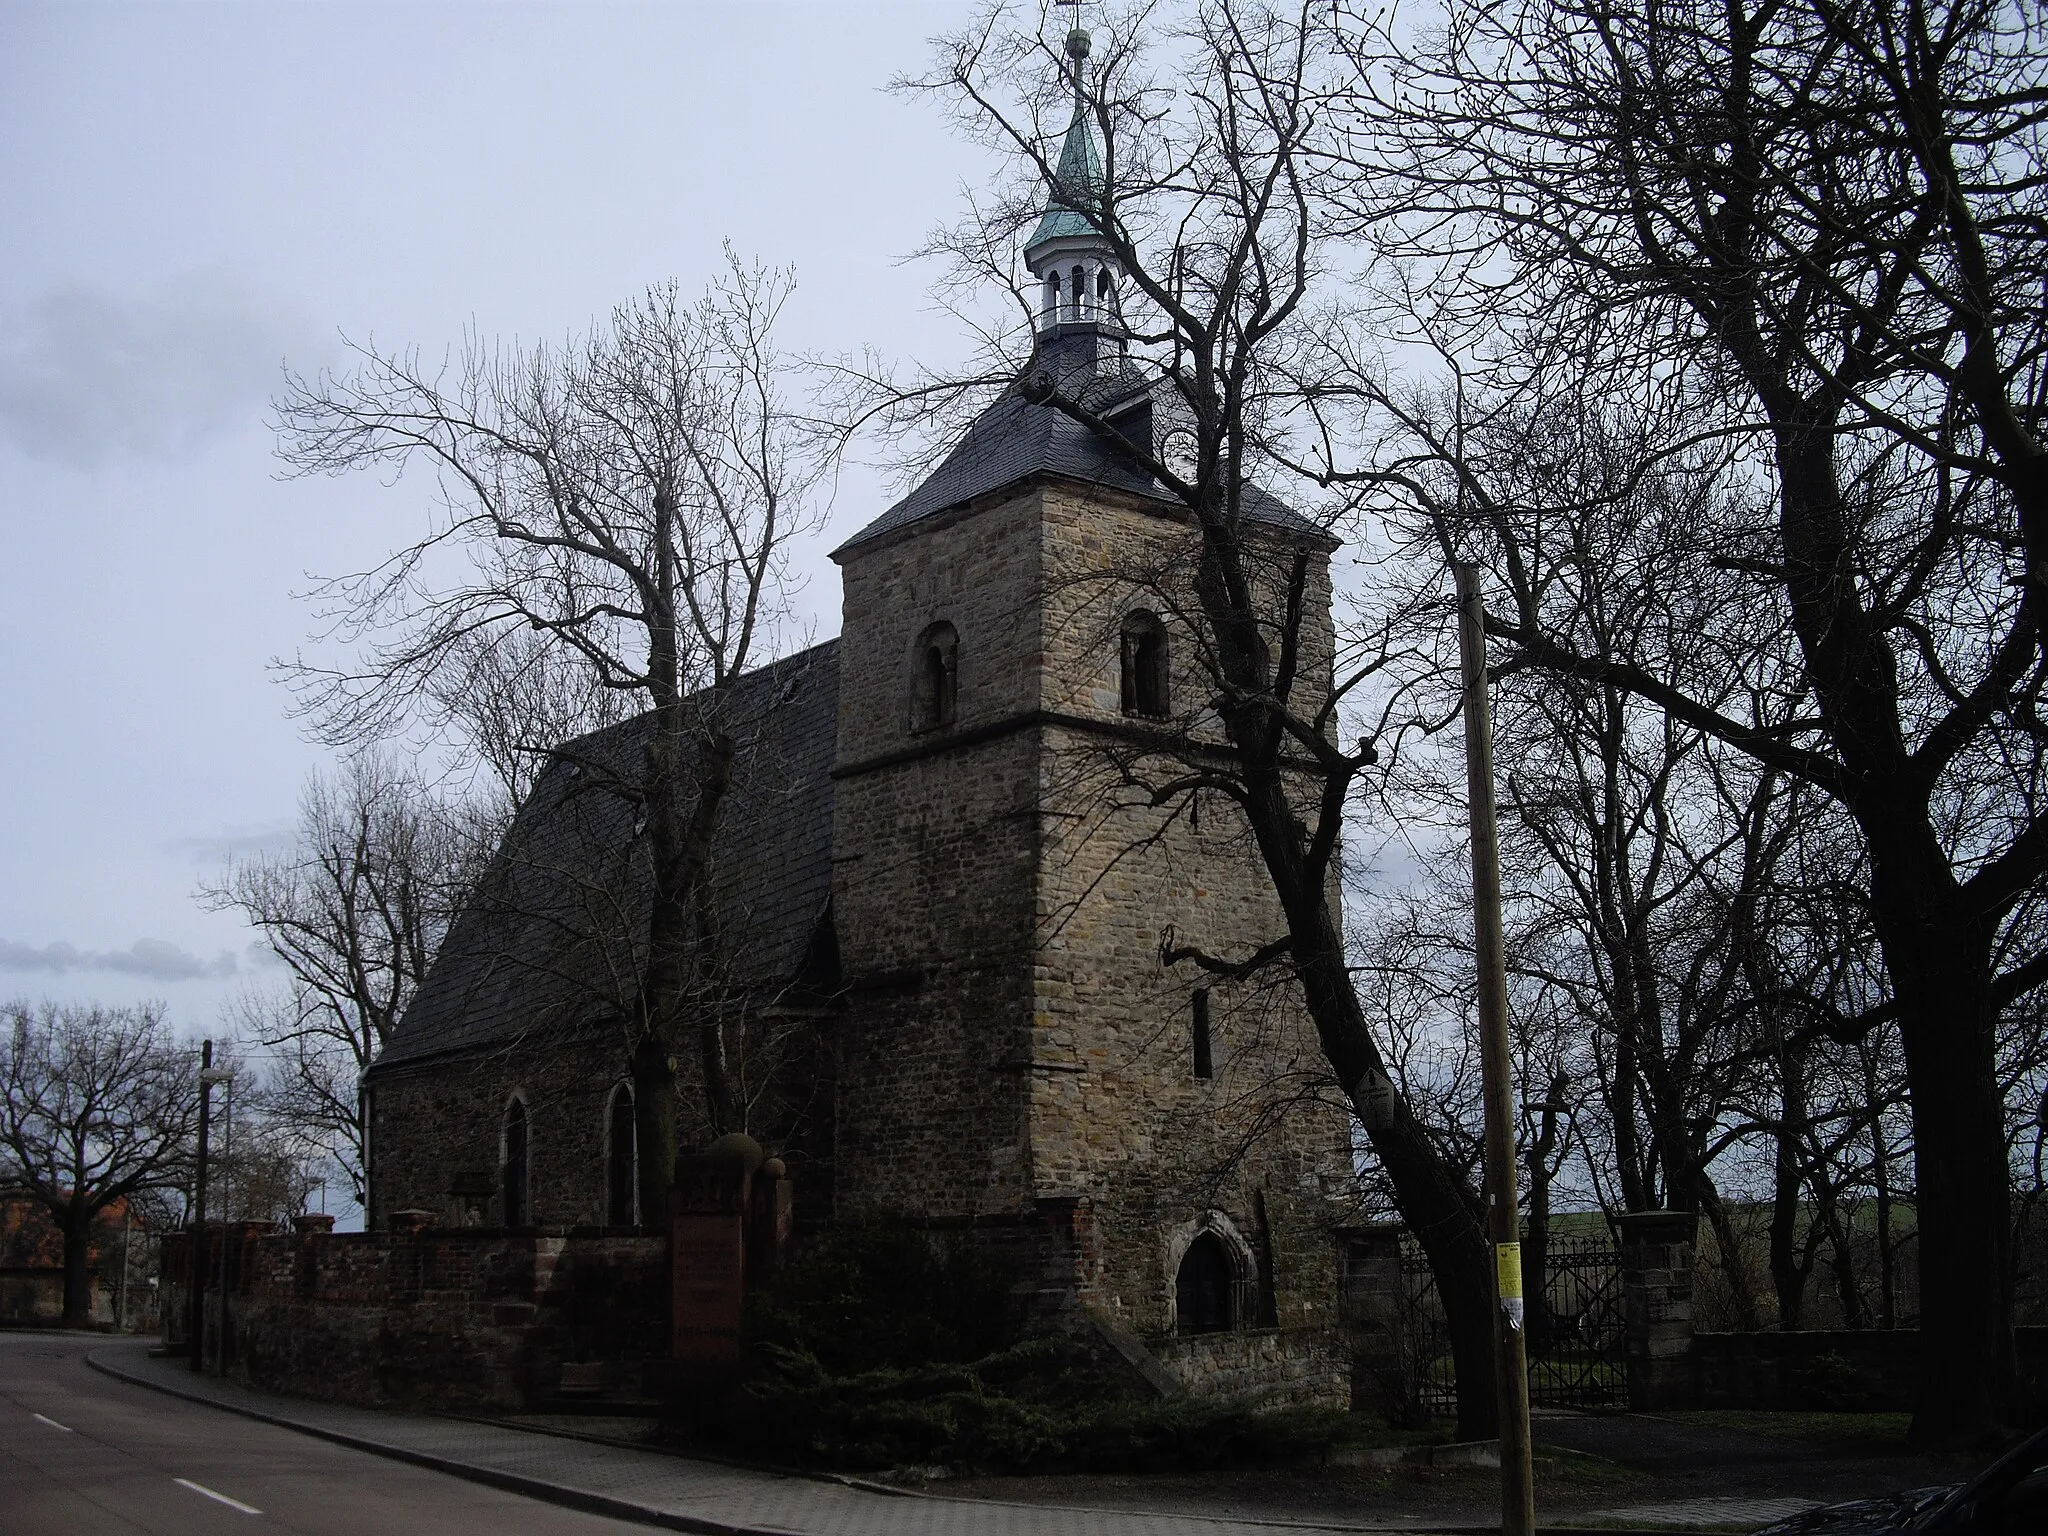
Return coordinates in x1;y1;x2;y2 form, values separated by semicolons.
32;1412;72;1432
175;1478;263;1516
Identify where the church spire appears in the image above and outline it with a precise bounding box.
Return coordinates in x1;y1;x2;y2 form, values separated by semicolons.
1023;25;1122;336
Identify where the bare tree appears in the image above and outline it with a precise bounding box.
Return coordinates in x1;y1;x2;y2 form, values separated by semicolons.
200;756;475;1207
0;1002;200;1325
1317;0;2048;1443
872;0;1513;1435
431;628;638;808
276;258;830;1217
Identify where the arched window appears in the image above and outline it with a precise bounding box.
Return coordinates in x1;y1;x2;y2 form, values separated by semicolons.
605;1083;636;1227
1120;611;1170;719
913;621;958;732
1176;1231;1236;1334
1096;267;1114;301
1070;264;1086;319
501;1097;530;1228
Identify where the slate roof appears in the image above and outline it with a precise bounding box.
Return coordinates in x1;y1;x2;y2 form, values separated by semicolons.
835;331;1328;555
372;642;840;1072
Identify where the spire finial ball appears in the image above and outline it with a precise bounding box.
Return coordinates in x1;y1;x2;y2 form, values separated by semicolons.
1066;27;1092;64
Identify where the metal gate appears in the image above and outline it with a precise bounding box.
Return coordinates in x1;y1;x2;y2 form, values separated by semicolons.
1526;1236;1627;1409
1395;1237;1458;1417
1396;1233;1627;1415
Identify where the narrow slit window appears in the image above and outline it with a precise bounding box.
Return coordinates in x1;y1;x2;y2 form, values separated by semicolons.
502;1098;529;1228
913;621;958;732
1120;611;1170;719
1192;988;1213;1080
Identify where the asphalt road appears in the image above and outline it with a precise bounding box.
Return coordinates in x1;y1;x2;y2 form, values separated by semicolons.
0;1332;650;1535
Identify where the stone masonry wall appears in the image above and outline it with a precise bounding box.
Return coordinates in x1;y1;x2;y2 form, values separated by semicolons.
368;1033;630;1231
163;1224;666;1411
831;488;1050;1222
1151;1325;1351;1406
1028;485;1353;1380
831;478;1353;1404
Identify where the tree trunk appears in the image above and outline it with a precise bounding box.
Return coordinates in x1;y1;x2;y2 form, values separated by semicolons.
637;704;739;1204
1869;1054;1898;1331
1774;421;2020;1439
60;1201;94;1327
1525;1072;1565;1352
1187;521;1500;1437
1698;1181;1762;1333
1769;1044;1808;1331
1817;1174;1867;1330
632;1033;677;1226
1269;842;1499;1438
1871;860;2017;1441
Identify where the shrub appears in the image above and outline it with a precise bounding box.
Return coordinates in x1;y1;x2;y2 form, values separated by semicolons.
706;1218;1393;1475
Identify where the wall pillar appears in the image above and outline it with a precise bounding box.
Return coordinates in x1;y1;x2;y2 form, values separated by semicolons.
1336;1224;1408;1417
1618;1210;1695;1410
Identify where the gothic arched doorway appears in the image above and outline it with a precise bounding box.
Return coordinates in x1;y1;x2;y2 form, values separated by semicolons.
1175;1230;1235;1335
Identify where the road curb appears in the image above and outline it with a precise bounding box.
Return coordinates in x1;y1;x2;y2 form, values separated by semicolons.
83;1347;771;1536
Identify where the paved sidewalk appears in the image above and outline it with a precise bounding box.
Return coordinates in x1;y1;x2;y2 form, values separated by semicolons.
84;1343;1424;1536
1583;1498;1817;1531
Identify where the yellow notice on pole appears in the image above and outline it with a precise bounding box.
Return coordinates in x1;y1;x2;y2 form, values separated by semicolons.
1496;1242;1526;1331
1495;1241;1523;1299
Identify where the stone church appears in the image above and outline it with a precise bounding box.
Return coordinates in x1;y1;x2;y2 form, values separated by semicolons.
364;65;1358;1400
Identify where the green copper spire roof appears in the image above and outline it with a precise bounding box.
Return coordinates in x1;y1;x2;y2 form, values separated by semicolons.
1026;27;1109;254
1026;98;1105;250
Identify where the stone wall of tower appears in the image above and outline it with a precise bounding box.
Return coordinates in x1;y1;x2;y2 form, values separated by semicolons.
1024;484;1353;1351
830;479;1354;1399
829;489;1050;1221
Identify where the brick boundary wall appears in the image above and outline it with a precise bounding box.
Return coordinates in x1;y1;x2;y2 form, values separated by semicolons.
163;1223;667;1411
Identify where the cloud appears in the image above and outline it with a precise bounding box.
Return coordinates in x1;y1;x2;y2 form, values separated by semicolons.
243;940;288;972
0;272;308;467
0;937;239;982
164;821;298;867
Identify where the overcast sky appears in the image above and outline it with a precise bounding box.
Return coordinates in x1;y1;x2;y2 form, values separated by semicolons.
0;1;1003;1037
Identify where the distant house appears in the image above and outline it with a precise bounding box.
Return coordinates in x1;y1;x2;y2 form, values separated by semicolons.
0;1193;154;1329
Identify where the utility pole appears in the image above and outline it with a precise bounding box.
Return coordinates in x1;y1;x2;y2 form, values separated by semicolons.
188;1040;214;1372
1455;562;1535;1536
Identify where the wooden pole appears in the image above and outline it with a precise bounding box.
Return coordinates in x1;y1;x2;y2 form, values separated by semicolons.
1455;562;1535;1536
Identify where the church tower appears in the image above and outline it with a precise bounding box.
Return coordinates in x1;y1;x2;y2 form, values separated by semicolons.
826;27;1354;1401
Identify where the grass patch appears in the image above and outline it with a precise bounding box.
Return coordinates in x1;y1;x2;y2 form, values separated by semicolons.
1672;1409;1912;1451
1530;1445;1638;1487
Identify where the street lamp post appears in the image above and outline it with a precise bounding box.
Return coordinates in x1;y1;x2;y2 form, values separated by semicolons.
191;1047;233;1373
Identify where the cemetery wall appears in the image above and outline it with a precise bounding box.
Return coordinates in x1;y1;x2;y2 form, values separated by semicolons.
162;1222;666;1411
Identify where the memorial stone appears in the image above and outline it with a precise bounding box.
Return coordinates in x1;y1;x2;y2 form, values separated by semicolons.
669;1136;761;1367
